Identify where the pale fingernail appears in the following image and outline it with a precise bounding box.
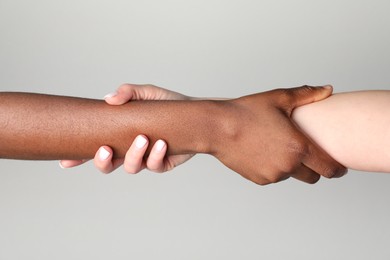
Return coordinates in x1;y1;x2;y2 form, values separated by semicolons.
99;147;111;161
104;91;118;99
155;140;166;152
135;136;148;149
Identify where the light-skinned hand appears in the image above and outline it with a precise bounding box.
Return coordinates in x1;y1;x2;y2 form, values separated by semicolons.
59;83;195;174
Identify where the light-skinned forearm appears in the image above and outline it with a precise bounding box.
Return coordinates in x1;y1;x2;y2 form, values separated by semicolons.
293;90;390;173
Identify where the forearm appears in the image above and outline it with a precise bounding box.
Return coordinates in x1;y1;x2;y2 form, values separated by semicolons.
0;92;221;160
292;90;390;172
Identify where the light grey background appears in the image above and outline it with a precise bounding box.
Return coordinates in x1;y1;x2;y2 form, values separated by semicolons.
0;0;389;259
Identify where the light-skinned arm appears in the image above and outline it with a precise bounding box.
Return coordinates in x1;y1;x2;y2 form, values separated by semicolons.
292;90;390;173
0;86;345;185
74;86;390;178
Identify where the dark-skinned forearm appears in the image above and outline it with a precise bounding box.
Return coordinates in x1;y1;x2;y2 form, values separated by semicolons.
0;92;223;160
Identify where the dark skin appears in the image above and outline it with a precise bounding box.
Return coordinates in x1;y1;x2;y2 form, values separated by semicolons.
0;86;346;185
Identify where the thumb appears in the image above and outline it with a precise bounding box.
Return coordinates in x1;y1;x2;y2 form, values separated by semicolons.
104;84;147;105
288;85;334;108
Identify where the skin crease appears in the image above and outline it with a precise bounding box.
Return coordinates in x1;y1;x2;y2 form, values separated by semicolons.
0;86;346;185
63;86;390;179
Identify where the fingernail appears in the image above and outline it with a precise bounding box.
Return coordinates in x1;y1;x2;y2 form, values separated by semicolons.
155;140;166;152
323;85;333;90
135;136;148;149
99;147;111;161
104;91;118;99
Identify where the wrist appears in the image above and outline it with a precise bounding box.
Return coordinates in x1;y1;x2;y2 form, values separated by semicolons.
200;99;239;156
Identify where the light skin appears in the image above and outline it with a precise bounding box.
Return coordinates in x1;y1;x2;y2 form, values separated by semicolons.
292;90;390;173
0;85;346;185
64;84;390;177
60;84;196;173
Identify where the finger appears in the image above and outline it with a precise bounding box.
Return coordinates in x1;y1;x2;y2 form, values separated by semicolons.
59;159;89;168
283;85;334;110
104;84;142;105
111;158;125;171
104;84;163;104
118;84;183;100
146;140;168;173
93;146;122;174
303;140;348;179
291;164;321;184
124;135;149;174
164;154;196;170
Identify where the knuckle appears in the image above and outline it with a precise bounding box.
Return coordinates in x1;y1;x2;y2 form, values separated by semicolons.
292;85;317;96
281;164;296;175
287;138;309;157
248;173;269;186
299;85;316;93
267;173;287;184
250;172;286;186
306;175;321;184
274;88;295;104
252;178;270;186
95;163;111;174
295;85;318;98
101;168;113;174
279;158;300;174
129;148;145;161
273;85;317;106
94;161;107;173
321;166;338;178
95;161;110;172
150;168;165;174
322;165;347;179
147;163;163;173
126;169;139;174
124;164;140;174
146;156;164;172
338;167;348;177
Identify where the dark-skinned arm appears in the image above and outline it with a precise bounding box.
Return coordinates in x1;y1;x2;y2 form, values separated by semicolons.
0;86;346;185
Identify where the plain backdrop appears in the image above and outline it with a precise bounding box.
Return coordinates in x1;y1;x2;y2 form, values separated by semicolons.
1;0;390;259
